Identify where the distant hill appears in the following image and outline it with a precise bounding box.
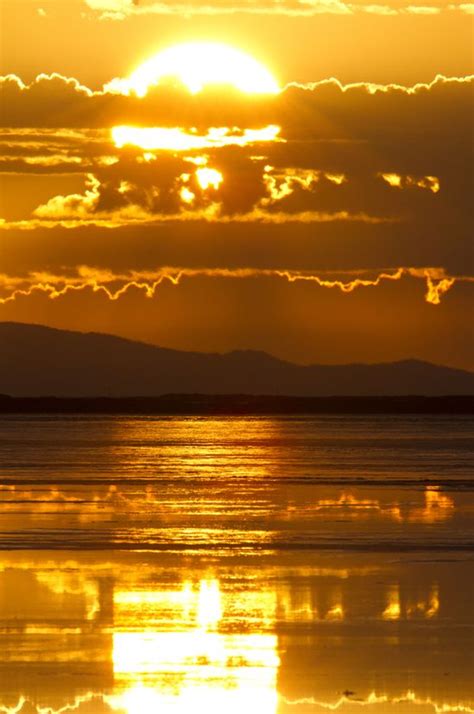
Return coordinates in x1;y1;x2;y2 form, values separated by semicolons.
0;322;473;397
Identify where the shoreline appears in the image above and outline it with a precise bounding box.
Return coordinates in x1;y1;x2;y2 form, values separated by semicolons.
0;394;473;415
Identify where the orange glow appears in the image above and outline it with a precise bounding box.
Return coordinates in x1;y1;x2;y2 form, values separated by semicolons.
408;486;455;523
3;689;473;714
261;167;348;206
196;167;223;190
106;42;280;97
1;554;471;714
180;186;195;204
407;586;440;619
381;172;403;188
111;577;279;714
296;487;455;524
380;172;440;192
326;603;345;620
111;125;282;151
0;266;469;307
383;586;401;620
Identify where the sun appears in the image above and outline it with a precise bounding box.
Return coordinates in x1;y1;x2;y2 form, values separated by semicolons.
109;42;280;97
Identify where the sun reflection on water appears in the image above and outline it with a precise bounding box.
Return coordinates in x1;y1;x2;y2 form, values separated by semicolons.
111;578;279;714
0;554;473;714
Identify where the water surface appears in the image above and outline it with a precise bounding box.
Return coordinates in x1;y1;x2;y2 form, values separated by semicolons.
0;415;473;713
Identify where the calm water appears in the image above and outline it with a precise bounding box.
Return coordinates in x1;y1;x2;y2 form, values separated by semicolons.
0;415;473;713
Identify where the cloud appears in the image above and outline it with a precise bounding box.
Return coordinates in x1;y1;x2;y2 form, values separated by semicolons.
33;174;103;219
1;75;471;229
0;68;472;370
0;264;470;307
1;75;471;223
0;208;470;278
81;0;474;16
2;73;472;134
0;128;119;175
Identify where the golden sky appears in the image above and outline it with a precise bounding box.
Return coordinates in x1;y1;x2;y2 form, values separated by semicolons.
0;0;473;368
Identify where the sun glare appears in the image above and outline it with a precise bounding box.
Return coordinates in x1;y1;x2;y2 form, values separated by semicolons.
108;42;280;97
196;167;223;190
111;125;282;151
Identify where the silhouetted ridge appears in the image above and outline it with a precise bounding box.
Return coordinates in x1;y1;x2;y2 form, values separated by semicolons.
0;322;472;397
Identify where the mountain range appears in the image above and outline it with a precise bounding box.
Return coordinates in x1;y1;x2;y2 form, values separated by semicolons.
0;322;473;397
